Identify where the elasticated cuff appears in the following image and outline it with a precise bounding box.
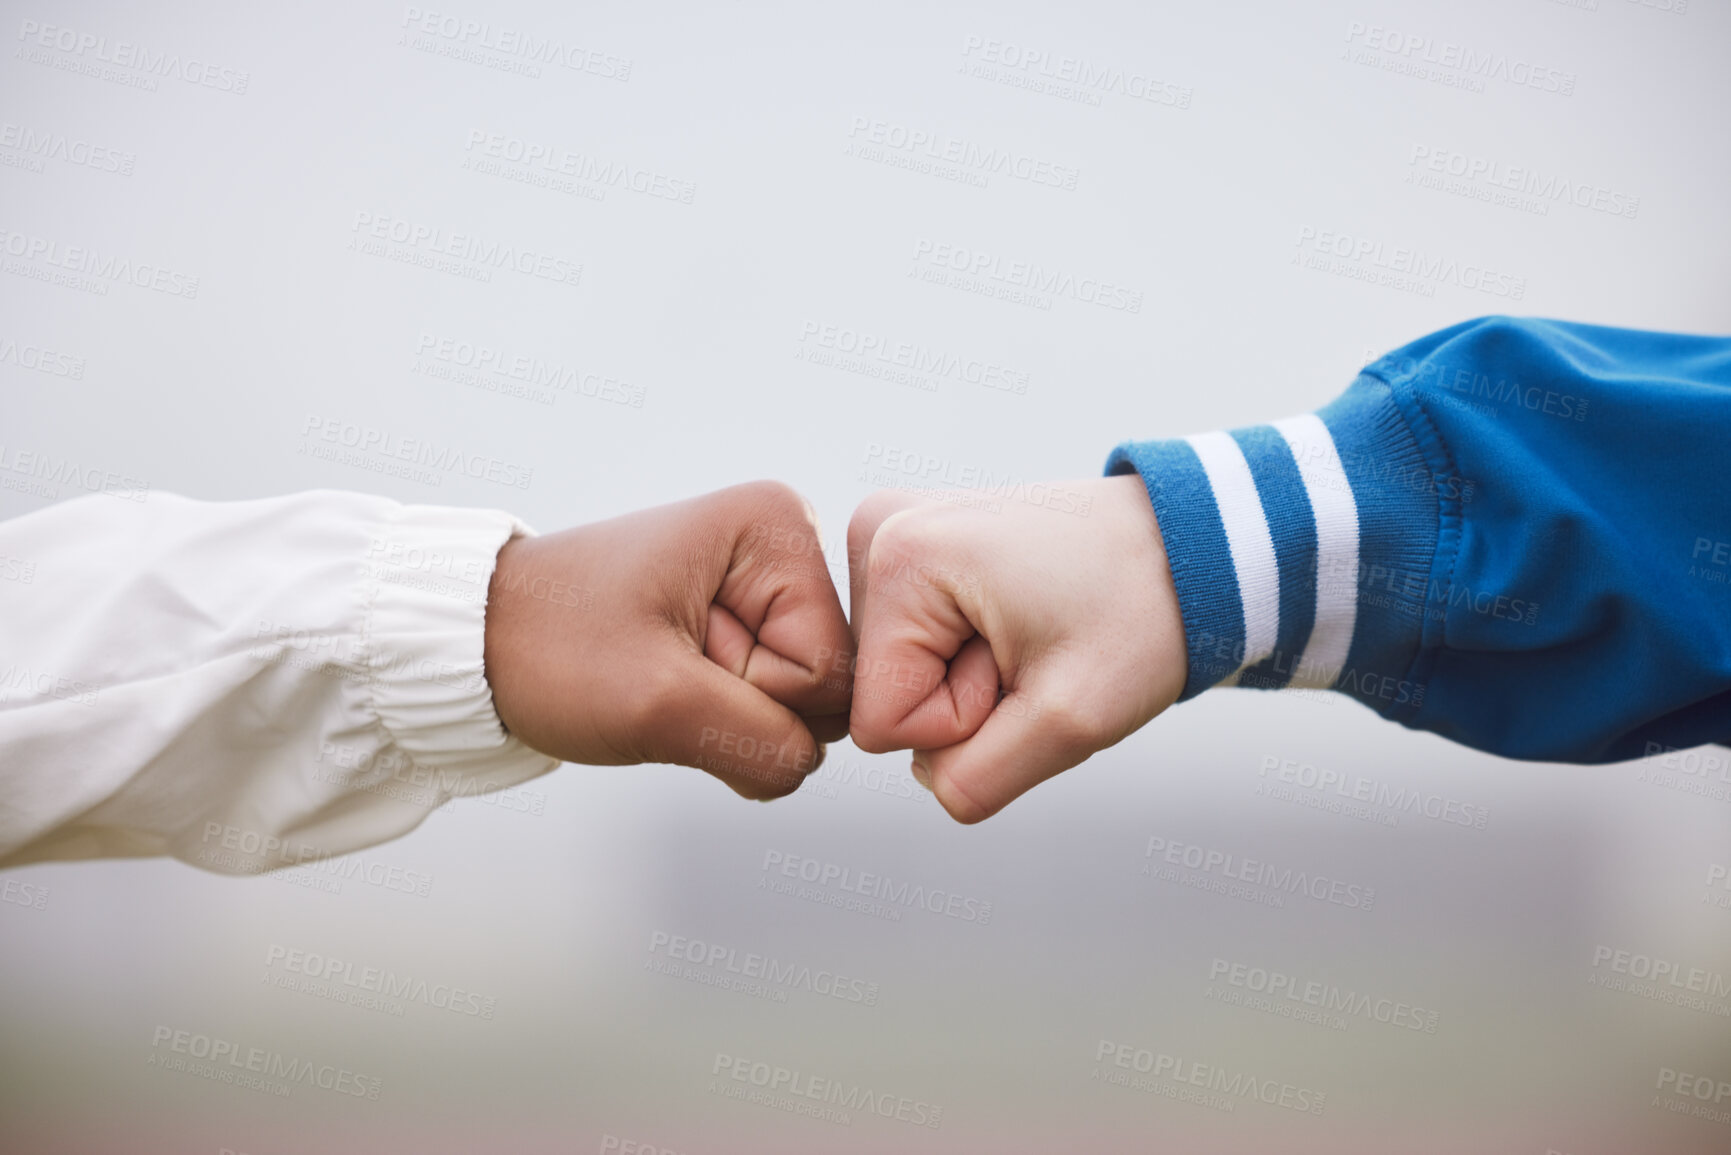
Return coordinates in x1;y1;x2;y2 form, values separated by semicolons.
1106;374;1449;722
362;503;559;784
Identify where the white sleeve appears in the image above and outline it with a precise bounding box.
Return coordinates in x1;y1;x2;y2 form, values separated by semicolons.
0;489;559;875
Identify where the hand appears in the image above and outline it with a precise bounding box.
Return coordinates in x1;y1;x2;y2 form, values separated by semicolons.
483;482;853;799
846;476;1187;823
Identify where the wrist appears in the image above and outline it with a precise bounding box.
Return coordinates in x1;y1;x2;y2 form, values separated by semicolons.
1100;474;1188;722
482;532;535;740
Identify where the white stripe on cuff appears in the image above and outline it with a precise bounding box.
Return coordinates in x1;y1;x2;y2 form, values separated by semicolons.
1273;414;1359;688
1185;431;1279;672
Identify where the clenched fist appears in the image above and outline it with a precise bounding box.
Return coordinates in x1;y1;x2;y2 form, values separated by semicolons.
846;476;1188;823
483;482;854;799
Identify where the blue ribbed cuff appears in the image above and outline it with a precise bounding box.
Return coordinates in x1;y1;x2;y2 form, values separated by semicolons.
1106;374;1448;721
1105;438;1243;700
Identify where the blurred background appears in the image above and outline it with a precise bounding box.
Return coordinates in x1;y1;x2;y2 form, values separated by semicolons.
1;1;1728;1152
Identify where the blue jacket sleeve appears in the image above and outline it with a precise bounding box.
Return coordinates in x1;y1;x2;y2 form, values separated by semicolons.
1105;315;1731;764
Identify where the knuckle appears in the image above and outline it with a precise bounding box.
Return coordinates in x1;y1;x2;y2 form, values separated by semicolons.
851;489;904;529
864;508;931;570
862;509;960;598
846;710;897;755
734;478;802;507
850;731;894;756
738;479;810;526
632;664;688;742
732;481;824;567
809;660;853;704
848;491;912;562
1035;694;1106;756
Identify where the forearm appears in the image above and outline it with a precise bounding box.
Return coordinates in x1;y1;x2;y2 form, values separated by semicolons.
1109;315;1731;762
0;490;556;873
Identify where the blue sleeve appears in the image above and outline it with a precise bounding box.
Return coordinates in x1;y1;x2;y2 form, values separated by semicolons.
1105;315;1731;764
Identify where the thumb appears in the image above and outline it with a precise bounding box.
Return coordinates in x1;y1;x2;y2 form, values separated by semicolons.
848;508;999;754
912;682;1094;824
646;654;823;800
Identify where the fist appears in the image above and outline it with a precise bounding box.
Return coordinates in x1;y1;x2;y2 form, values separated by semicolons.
483;482;853;799
846;476;1187;822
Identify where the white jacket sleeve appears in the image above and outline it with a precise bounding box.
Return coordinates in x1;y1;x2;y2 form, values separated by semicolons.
0;490;559;875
